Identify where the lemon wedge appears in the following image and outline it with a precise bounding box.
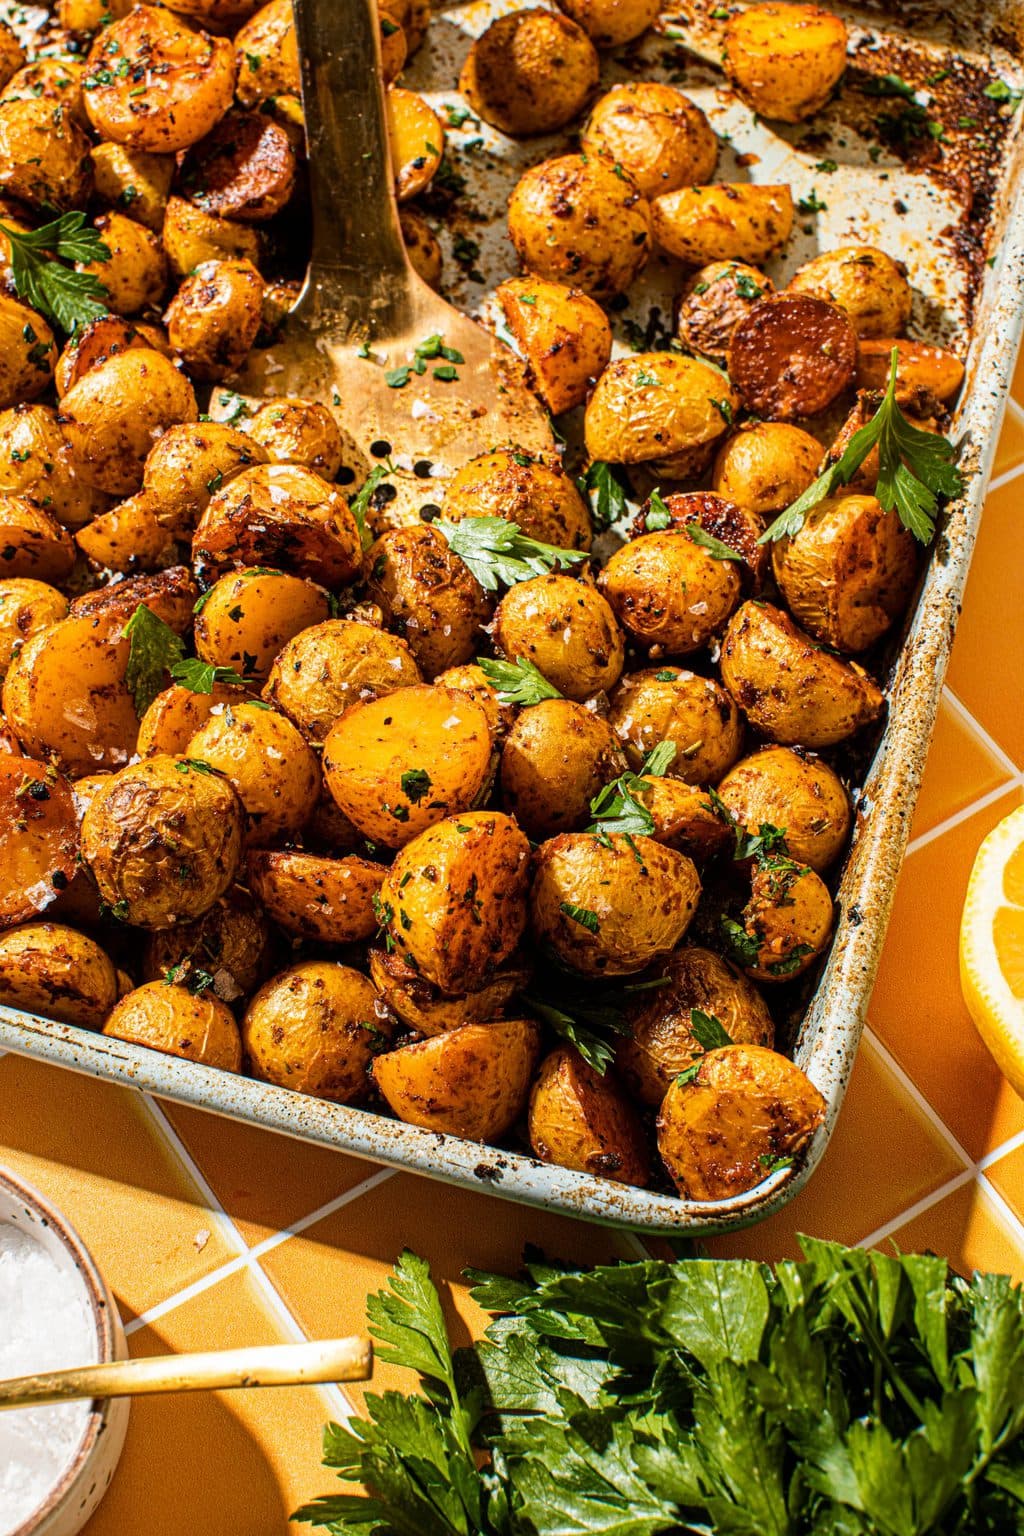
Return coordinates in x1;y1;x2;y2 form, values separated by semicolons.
959;803;1024;1095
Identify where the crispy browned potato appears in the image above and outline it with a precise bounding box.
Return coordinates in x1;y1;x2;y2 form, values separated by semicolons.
582;82;717;197
0;21;24;90
188;700;319;844
0;98;92;210
598;529;743;654
0;756;79;927
362;524;492;679
676;261;774;364
0;579;68;676
368;944;531;1036
0;495;75;583
399;209;442;289
54;315;155;399
384;0;429;55
631;489;768;590
323;684;493;848
234;0;297;105
508;153;651;300
2;60;79;123
0;922;118;1028
723;3;848;122
247;851;386;944
242;961;387;1101
493;574;624;702
77;212;167;317
142;885;276;1001
629;776;732;861
165;258;263;381
460;9;598;136
80;754;244;927
434;662;516;746
555;0;659;47
378;11;408;83
378;811;531;994
495;277;612;417
136;680;250;757
193;463;362;586
161;194;261;278
712;421;822;516
373;1019;541;1140
104;980;242;1071
58;349;199;496
70;566;198;636
528;1045;649;1185
90;142;174;231
584;353;737;478
618;945;775;1105
788;246;911;339
0;297;57;410
442;450;592;551
265;619;422;742
75;492;175;573
143;419;267;536
717;746;850;874
0;405;109;531
181;109;295;222
652;184;793;267
244;398;344;478
608;667;744;786
500;698;626;838
720;600;885;748
194;568;332;681
733;856;833;982
728;294;857;421
855;338;965;411
386;87;443;200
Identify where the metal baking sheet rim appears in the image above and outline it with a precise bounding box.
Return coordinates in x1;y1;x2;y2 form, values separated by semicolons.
2;54;1024;1240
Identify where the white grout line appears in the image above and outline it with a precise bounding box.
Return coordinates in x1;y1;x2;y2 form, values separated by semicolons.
140;1096;249;1259
976;1172;1024;1254
979;1126;1024;1170
903;775;1024;859
124;1251;251;1336
1005;396;1024;427
246;1167;397;1264
857;1167;976;1251
244;1258;361;1424
941;686;1022;776
986;454;1024;493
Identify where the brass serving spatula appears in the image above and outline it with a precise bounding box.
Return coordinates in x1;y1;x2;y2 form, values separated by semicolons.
212;0;554;523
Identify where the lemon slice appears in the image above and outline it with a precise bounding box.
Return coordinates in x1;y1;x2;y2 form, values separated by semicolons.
959;803;1024;1094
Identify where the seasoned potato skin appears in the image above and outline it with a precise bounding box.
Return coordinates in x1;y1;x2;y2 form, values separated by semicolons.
368;944;531;1036
0;297;57;410
69;565;198;634
632;489;768;590
136;681;249;757
194;568;332;680
161;194;260;277
265;619;422;743
788;246;911;339
0;404;109;531
528;1046;649;1185
720;600;885;748
728;294;857;422
58;348;199;496
608;667;744;786
855;338;965;411
508;153;651;300
0;98;93;210
737;856;834;982
181;108;295;222
362;524;492;679
234;0;297;107
188;700;319;845
104;980;242;1071
164;258;263;381
582;82;717;197
657;1042;827;1199
0;757;79;927
554;0;660;48
142;886;276;1001
584;352;737;477
442;450;592;551
618;946;775;1105
245;398;343;477
599;529;743;654
247;851;386;944
75;493;174;573
712;421;822;516
0;495;75;583
78;212;167;316
531;831;701;976
0;579;68;675
193;463;362;586
386;87;443;200
500;698;626;838
493;573;624;702
143;420;267;535
495;277;612;417
90;142;174;231
373;1020;541;1141
717;746;850;874
54;315;155;399
0;921;117;1029
676;260;774;364
652;183;793;267
723;3;848;123
460;9;598;137
242;961;387;1102
631;775;732;861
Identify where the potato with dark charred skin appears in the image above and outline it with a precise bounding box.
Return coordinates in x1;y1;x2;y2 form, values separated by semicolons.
712;421;823;516
493;574;624;702
723;2;848;123
142;886;276;1002
193;463;362;586
500;698;626;839
247;851;385;945
598;528;744;655
528;1046;649;1185
104;980;243;1071
0;922;118;1029
676;261;775;364
362;524;492;680
717;746;851;874
657;1043;827;1199
728;294;857;421
142;420;268;536
373;1020;542;1141
584;353;738;480
368;945;532;1037
608;667;744;787
180;109;295;223
855;338;965;411
631;490;768;591
442;450;593;551
495;277;612;417
244;961;389;1101
732;856;834;983
459;9;599;137
164;258;263;382
188;700;320;845
582;82;718;198
788;246;911;339
69;565;198;634
265;619;422;743
194;569;332;682
0;496;76;583
508;153;651;300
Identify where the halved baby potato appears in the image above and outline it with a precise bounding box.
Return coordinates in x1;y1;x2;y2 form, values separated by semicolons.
651;184;793;267
247;851;386;944
265;619;422;743
373;1019;541;1141
368;944;531;1036
104;980;243;1071
528;1045;649;1186
495;278;612;417
194;568;332;681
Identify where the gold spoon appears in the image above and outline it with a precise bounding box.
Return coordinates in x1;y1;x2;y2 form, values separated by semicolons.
0;1335;371;1410
212;0;555;523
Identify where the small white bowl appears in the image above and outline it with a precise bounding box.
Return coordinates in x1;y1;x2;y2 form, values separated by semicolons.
0;1168;129;1536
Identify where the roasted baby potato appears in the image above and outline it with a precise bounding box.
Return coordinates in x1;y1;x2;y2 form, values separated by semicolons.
652;183;793;267
2;60;83;123
142;885;276;1001
492;573;624;702
788;246;911;339
582;82;717;197
0;297;57;410
0;922;118;1028
90;142;175;232
554;0;659;47
244;398;344;478
58;348;199;495
631;489;768;589
193;463;362;586
180;109;295;223
630;776;732;861
80;754;244;926
188;700;319;844
0;405;109;531
657;1043;826;1199
75;492;174;573
0;579;68;675
386;87;443;200
720;600;885;748
69;566;198;635
322;684;493;848
855;338;965;411
161;194;261;278
528;1045;649;1185
495;277;612;417
137;680;248;757
247;851;386;944
717;746;850;874
400;209;443;290
234;0;297;107
607;666;744;786
598;528;743;654
618;945;775;1105
584;352;738;478
530;831;701;975
459;9;599;137
242;961;386;1101
0;496;75;583
508;152;651;300
373;1020;541;1141
53;315;157;399
378;811;531;994
676;261;774;365
500;698;626;838
732;856;834;982
104;979;243;1071
442;450;592;551
0;98;92;211
723;3;848;123
362;524;492;678
0;756;79;927
265;619;422;743
143;419;267;535
434;662;515;746
164;258;263;381
712;421;822;515
728;294;857;421
194;568;332;680
77;212;167;316
369;944;531;1036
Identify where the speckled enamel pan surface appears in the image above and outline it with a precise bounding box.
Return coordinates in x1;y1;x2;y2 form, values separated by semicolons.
2;0;1024;1233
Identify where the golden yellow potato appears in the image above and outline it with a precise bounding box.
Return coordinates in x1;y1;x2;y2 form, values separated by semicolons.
720;600;885;748
0;756;79;926
442;450;592;551
136;680;249;757
0;579;67;676
855;338;965;411
584;353;737;478
618;945;775;1105
379;811;531;993
607;666;744;786
188;700;319;844
0;297;56;410
234;0;297;107
508;153;651;300
164;258;263;381
323;684;493;848
77;213;167;316
142;886;276;1001
0;922;118;1029
434;662;516;746
104;981;242;1070
531;831;700;976
0;495;75;583
2;59;87;126
651;183;794;267
58;349;199;496
194;463;362;587
81;755;244;927
386;87;443;201
58;0;133;30
247;850;385;944
657;1043;826;1199
732;856;833;982
711;421;822;516
459;9;598;137
142;419;267;536
83;5;237;153
528;1046;649;1185
582;82;717;198
242;960;386;1102
180;107;295;223
90;141;175;231
0;21;24;91
400;209;442;290
2;616;140;774
69;565;198;635
374;1019;541;1141
244;398;343;478
0;405;109;531
788;246;911;339
75;492;175;573
495;276;612;417
493;574;624;702
363;524;492;679
265;619;422;743
500;698;626;838
54;315;155;399
194;568;332;681
554;0;658;47
0;98;92;210
675;260;774;364
161;194;261;278
717;746;850;874
629;775;732;861
368;944;531;1036
724;2;847;123
598;529;743;655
